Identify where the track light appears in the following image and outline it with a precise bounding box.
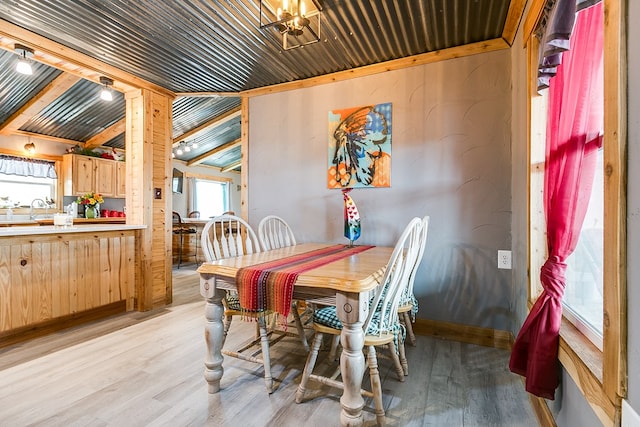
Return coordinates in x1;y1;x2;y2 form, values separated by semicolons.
14;44;34;75
99;76;114;101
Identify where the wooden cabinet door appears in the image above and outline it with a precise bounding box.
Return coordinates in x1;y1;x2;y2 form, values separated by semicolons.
116;162;126;198
94;158;116;197
73;155;95;195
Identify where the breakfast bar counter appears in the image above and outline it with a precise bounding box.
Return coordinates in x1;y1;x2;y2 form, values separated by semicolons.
0;224;145;346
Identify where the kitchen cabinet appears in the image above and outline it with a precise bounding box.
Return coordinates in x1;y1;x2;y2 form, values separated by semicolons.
116;161;126;198
63;154;124;198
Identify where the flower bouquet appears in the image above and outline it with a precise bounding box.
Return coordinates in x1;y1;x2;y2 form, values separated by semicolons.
75;192;104;218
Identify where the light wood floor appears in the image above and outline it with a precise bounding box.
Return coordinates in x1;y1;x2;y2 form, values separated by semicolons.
0;265;539;426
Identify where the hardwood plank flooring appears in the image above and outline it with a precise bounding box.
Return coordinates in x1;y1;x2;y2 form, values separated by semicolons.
0;266;539;426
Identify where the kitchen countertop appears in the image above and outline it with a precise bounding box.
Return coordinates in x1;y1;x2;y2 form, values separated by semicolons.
0;224;146;237
0;217;126;227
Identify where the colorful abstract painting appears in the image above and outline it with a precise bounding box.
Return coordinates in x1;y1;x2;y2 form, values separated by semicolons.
328;102;392;188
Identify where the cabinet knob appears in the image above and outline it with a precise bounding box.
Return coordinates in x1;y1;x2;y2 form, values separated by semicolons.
20;259;27;267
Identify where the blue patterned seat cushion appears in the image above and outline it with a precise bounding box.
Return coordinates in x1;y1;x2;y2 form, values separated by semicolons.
224;292;270;314
313;306;405;351
399;294;419;321
225;292;242;310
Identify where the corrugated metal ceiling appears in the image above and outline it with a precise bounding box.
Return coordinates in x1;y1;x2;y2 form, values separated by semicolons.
0;0;517;169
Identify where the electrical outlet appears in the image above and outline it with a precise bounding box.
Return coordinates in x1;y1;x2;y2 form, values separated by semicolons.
498;250;512;269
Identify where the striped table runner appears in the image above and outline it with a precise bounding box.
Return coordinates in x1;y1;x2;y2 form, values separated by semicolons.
236;244;375;320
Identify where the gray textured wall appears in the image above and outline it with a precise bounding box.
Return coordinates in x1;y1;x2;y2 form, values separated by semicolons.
247;50;514;331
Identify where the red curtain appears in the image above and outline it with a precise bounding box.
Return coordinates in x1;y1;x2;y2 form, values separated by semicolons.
509;2;603;399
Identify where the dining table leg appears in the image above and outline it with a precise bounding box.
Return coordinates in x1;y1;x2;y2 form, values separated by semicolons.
336;291;368;427
200;273;226;393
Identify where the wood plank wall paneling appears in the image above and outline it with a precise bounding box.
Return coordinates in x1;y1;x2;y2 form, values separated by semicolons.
0;231;136;333
125;89;173;310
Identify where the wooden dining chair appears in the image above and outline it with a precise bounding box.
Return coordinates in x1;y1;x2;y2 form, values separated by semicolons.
172;211;197;268
258;215;297;251
394;215;430;377
257;214;309;349
200;214;307;393
398;215;430;348
295;217;423;426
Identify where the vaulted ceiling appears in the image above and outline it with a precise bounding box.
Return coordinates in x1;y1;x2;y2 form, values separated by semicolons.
0;0;525;170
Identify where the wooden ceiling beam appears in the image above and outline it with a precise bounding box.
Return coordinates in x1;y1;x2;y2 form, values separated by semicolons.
241;38;510;97
84;118;126;149
220;160;241;173
173;107;241;146
174;92;240;98
0;72;81;135
12;129;80;146
502;0;528;46
186;138;241;167
0;20;174;97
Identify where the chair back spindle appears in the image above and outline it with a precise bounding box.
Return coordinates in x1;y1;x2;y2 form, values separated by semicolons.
258;215;297;251
363;217;423;338
400;216;430;305
202;214;260;263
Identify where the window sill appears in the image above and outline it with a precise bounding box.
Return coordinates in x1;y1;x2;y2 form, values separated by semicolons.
558;316;616;425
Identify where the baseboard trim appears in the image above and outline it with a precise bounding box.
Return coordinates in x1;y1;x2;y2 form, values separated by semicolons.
413;318;514;350
0;300;127;349
530;394;556;426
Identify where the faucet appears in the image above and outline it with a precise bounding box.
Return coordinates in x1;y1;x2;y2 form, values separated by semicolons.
30;198;46;219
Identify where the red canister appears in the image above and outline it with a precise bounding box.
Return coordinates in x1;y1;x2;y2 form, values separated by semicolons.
101;209;109;217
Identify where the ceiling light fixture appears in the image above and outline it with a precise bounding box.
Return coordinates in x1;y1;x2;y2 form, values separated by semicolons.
24;142;36;155
14;44;34;75
259;0;322;50
99;76;114;101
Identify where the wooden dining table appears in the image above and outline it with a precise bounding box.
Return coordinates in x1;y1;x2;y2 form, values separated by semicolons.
197;242;393;427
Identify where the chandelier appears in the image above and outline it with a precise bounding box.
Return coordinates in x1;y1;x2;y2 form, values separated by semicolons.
259;0;323;50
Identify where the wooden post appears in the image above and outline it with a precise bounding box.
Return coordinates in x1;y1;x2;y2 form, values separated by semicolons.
125;88;174;310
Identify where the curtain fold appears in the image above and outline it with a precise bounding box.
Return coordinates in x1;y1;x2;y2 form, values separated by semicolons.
510;2;603;399
0;155;57;179
188;177;196;214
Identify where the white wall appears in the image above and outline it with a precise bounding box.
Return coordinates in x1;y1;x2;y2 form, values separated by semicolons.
248;51;514;331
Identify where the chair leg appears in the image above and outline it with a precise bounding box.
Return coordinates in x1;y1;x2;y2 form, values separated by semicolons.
223;314;233;339
292;301;309;352
366;345;386;426
177;233;183;268
328;335;340;361
402;311;417;346
296;332;324;403
398;335;409;376
192;233;198;265
257;316;273;394
387;339;405;382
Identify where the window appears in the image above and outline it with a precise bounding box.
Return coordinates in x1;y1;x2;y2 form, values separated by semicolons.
0;173;56;207
563;147;604;349
193;178;229;218
525;0;624;423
